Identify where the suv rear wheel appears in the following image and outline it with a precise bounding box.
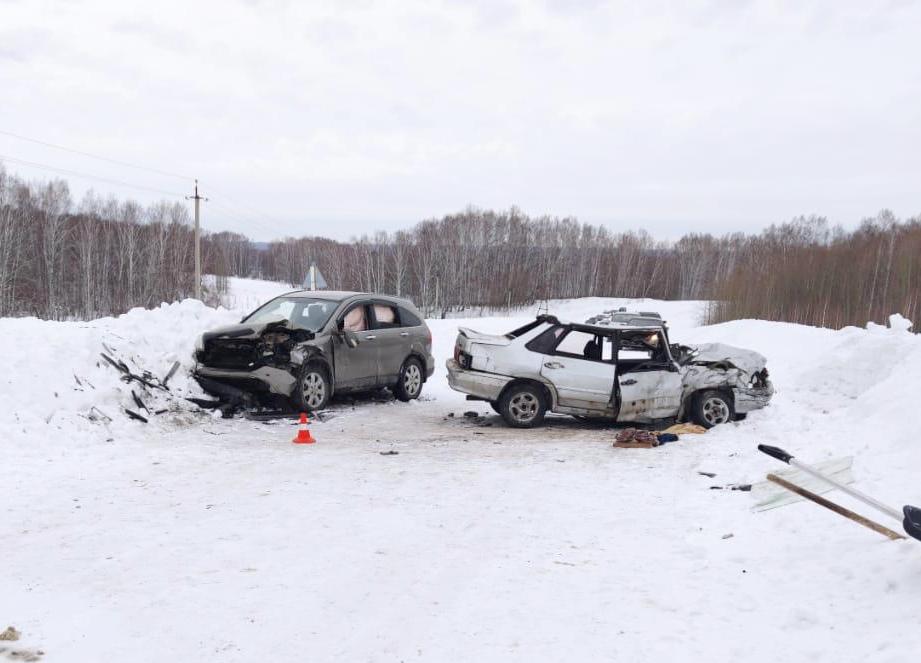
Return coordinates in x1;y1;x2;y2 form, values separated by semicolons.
294;361;331;412
498;383;547;428
393;357;424;401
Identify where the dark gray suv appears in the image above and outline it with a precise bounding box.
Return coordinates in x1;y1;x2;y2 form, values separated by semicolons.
194;290;434;410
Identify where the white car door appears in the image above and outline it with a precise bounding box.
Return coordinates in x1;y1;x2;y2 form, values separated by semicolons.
615;329;682;421
539;328;617;412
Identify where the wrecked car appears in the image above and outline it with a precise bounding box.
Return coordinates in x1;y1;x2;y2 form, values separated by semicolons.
194;291;435;411
446;314;773;428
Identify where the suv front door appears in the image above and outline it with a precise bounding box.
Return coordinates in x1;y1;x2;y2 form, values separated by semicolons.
334;301;379;389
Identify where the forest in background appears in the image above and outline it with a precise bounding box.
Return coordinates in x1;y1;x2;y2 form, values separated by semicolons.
1;164;918;329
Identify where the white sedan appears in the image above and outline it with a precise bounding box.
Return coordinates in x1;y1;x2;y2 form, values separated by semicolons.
446;315;773;428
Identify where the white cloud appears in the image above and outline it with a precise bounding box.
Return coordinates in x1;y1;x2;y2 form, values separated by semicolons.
0;0;919;240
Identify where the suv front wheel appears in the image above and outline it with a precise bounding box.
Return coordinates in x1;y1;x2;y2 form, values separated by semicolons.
294;361;331;412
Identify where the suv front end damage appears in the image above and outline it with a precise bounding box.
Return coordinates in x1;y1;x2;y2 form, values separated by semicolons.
193;320;325;405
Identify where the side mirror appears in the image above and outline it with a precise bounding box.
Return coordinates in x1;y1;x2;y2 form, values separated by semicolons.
343;330;360;348
336;318;345;332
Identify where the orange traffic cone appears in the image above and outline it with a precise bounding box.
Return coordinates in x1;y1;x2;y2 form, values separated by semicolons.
292;412;316;444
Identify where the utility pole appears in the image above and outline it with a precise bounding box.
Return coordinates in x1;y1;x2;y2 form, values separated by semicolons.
186;180;207;300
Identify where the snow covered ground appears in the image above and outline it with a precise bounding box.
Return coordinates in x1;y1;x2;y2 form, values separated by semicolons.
2;279;920;662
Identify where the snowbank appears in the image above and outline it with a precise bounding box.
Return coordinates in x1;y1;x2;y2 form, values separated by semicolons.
0;299;240;437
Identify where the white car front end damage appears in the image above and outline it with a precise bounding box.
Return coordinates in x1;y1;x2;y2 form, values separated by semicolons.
446;315;774;428
677;342;774;415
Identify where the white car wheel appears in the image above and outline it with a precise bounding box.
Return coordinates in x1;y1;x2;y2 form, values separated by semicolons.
499;384;547;428
692;390;733;428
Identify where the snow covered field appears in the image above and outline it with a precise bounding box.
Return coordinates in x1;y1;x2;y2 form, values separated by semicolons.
2;279;920;662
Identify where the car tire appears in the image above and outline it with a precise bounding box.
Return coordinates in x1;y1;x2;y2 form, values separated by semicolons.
498;383;547;428
393;357;424;402
489;401;501;415
690;389;734;428
294;361;331;412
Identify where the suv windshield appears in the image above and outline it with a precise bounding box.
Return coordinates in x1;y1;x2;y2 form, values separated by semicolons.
244;297;338;331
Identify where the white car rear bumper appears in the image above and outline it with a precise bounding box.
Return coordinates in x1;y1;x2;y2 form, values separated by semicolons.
446;359;513;401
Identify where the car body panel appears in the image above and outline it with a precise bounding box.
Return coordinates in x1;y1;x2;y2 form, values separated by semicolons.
540;354;616;412
617;369;683;421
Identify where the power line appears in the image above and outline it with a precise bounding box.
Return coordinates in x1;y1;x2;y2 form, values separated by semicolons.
204;182;288;230
0;129;193;181
0;153;188;198
207;196;280;239
0;135;281;238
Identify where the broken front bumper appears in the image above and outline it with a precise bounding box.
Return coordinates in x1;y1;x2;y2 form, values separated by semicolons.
194;364;298;397
446;359;512;401
733;381;775;413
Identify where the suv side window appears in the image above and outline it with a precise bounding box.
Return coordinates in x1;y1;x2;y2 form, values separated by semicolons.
342;303;369;332
371;303;400;329
399;307;422;327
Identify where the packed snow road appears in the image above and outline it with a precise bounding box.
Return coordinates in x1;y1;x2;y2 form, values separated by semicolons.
2;287;920;662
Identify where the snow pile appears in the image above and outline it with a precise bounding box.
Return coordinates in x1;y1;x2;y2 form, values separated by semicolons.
0;299;241;437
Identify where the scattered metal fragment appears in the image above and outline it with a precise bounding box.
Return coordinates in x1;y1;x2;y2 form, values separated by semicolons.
87;406;112;423
162;361;180;387
131;390;149;413
124;408;149;423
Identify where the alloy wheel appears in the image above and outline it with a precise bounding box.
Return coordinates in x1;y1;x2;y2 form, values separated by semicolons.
302;372;327;409
509;392;539;423
702;397;730;425
403;363;422;397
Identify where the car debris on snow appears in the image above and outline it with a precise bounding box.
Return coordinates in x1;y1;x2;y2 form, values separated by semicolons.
0;628;20;642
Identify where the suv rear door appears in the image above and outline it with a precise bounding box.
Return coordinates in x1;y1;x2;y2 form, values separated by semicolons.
368;301;409;384
334;300;379;389
539;326;617;413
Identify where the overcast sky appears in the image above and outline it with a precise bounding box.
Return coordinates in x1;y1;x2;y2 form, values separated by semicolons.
1;0;919;241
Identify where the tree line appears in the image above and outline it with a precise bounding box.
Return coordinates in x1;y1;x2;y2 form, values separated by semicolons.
0;166;225;319
2;164;918;329
207;208;920;329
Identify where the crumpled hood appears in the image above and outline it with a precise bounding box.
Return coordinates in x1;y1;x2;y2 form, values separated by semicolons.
685;342;768;376
202;319;317;342
202;322;262;342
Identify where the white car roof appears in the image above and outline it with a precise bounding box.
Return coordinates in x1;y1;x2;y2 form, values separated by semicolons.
552;317;665;333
